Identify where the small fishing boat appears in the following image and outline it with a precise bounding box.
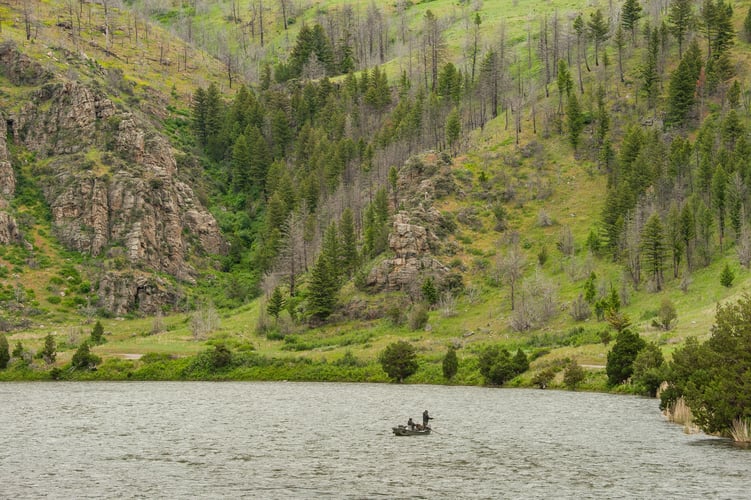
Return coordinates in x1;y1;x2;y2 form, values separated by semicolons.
392;425;431;436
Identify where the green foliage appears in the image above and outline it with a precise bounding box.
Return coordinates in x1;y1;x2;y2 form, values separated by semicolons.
442;346;459;380
90;320;105;345
566;92;584;150
422;277;439;305
408;304;430;331
267;287;285;320
652;298;677;331
71;342;101;370
606;329;646;386
379;341;418;382
0;334;9;369
478;345;527;385
720;263;734;287
631;343;665;396
663;295;751;435
532;368;556;388
41;333;56;365
564;360;586;390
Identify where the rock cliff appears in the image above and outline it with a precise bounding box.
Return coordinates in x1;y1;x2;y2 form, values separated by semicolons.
0;41;226;312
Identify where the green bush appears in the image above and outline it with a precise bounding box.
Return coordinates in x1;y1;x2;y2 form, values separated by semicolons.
379;341;418;382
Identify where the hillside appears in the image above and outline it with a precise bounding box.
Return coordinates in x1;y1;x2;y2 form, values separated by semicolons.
1;0;751;390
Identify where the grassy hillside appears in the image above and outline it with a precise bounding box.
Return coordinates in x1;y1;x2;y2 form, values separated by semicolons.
2;0;751;388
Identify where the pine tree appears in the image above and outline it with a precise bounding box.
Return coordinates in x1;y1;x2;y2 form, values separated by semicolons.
745;7;751;42
41;333;56;365
442;346;459;380
90;320;105;345
622;0;643;42
680;202;696;270
669;0;695;57
445;107;461;154
191;86;208;146
231;135;251;193
267;287;285;320
666;40;703;126
339;208;358;278
711;166;728;250
641;213;666;291
0;334;9;369
666;204;684;278
720;263;734;287
307;223;340;320
556;59;573;116
641;29;660;108
588;9;609;66
566;92;584;151
422;277;439;305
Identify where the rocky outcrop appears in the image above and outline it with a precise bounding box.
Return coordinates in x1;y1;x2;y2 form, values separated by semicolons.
97;271;180;316
1;42;226;312
0;116;15;199
6;48;226;283
0;115;20;245
0;41;52;86
367;213;449;291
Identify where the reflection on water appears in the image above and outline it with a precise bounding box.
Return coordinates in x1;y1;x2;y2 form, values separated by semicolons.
1;382;749;498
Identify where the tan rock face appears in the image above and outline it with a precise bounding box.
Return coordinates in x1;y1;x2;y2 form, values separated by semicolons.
367;212;448;292
97;271;180;316
0;114;20;244
0;117;15;199
1;42;227;312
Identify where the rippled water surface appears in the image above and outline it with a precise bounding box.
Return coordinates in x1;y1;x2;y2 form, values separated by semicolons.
1;382;749;498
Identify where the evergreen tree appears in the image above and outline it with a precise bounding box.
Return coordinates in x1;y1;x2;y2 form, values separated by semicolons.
564;360;586;390
0;334;9;369
641;213;667;290
588;9;609;66
267;287;285;320
556;59;573;116
720;263;734;287
711;166;728;250
745;7;751;42
90;320;105;345
71;342;101;370
339;208;358;278
379;341;418;382
666;204;684;278
41;333;56;365
641;29;660;108
669;0;695;57
512;348;530;374
231;135;251;193
566;92;584;151
422;277;439;305
680;202;696;270
606;328;646;385
595;85;609;148
445;107;461;154
666;40;703;126
191;86;208;146
442;346;459;380
307;223;340;320
622;0;643;42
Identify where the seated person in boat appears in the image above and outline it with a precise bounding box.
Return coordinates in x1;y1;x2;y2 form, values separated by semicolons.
407;418;415;430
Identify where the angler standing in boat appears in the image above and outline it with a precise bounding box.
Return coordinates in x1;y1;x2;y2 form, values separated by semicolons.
422;410;433;428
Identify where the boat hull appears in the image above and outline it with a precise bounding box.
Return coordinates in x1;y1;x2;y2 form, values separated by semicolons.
392;426;431;436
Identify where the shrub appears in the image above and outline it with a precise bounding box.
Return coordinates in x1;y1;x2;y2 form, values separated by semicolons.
720;263;734;287
0;334;9;369
442;346;458;380
532;368;555;388
478;345;516;385
41;333;56;364
379;341;418;382
563;360;586;390
652;299;677;331
408;304;429;331
421;277;438;305
632;343;665;396
71;342;101;370
90;320;105;344
606;329;646;386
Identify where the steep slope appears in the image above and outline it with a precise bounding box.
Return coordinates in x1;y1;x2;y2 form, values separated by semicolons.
0;14;227;314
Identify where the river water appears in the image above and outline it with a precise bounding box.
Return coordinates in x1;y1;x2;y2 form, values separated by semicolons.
1;382;749;499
